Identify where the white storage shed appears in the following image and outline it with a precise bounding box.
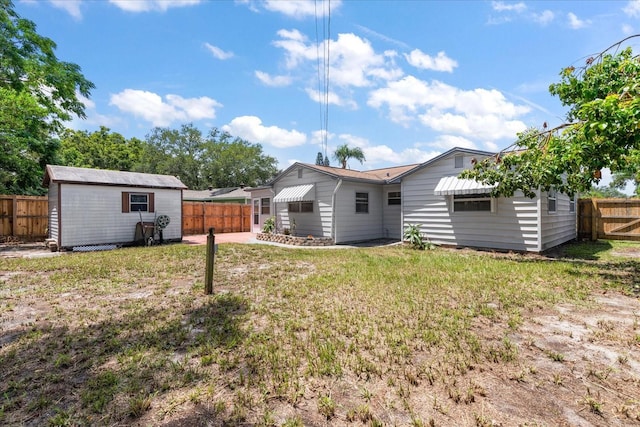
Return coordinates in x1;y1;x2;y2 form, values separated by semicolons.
43;165;186;250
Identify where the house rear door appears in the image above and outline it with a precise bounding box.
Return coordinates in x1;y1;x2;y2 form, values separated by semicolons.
252;199;261;233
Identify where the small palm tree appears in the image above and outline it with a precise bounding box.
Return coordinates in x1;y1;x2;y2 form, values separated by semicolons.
332;144;365;169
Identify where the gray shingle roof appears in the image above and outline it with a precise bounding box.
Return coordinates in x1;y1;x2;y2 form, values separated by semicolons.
43;165;187;189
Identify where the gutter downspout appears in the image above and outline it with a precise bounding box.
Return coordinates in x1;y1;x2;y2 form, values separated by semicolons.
331;179;343;243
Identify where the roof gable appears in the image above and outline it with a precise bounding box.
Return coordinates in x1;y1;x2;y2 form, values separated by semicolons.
270;162;420;185
389;147;496;183
43;165;187;189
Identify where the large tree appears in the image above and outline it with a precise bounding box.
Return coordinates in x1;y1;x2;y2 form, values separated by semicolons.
0;0;94;194
332;144;365;169
136;124;278;189
58;127;144;171
462;37;640;198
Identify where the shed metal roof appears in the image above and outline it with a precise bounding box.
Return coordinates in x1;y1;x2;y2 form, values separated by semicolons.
43;165;187;189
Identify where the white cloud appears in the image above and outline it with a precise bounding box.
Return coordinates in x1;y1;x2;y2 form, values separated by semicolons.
333;133;440;166
255;71;292;87
532;10;554;25
492;1;526;13
305;88;358;109
622;23;635;35
273;30;402;88
109;0;202;13
427;135;477;150
109;89;220;127
567;12;590;29
368;76;530;141
262;0;342;19
49;0;82;19
404;49;458;73
222;116;307;148
623;0;640;17
204;43;234;60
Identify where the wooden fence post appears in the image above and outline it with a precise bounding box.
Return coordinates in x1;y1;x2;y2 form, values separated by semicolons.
591;198;598;241
204;227;215;295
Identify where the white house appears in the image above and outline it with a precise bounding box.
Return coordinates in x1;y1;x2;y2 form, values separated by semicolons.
249;148;577;252
43;165;186;250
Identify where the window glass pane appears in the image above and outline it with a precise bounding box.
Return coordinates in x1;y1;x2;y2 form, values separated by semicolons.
453;193;491;212
301;201;313;212
356;192;369;213
130;194;148;212
388;191;401;205
288;202;300;212
261;198;270;215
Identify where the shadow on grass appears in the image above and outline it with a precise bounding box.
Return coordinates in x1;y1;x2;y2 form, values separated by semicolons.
0;292;248;426
548;240;614;260
543;240;640;296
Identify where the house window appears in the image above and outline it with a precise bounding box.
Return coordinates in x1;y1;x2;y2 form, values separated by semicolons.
356;192;369;213
298;168;303;178
122;192;154;213
288;201;313;213
569;197;575;213
454;155;464;168
453;193;492;212
388;191;401;205
548;191;557;213
261;198;271;215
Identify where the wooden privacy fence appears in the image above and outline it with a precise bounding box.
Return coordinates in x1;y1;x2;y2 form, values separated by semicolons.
182;202;251;235
0;195;49;241
578;198;640;241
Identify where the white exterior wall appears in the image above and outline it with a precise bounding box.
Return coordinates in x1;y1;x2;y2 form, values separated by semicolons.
334;181;384;243
401;152;542;252
48;183;59;241
273;167;337;238
382;184;402;239
540;192;577;251
58;184;182;248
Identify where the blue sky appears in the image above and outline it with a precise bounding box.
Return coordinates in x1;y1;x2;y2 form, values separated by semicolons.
14;0;640;186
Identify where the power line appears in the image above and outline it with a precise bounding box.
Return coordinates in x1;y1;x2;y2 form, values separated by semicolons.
314;0;331;164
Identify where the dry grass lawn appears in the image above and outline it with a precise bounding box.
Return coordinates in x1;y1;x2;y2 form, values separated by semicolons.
0;240;639;426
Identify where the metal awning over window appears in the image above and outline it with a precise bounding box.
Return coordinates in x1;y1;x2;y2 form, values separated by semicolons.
273;184;315;203
433;176;495;196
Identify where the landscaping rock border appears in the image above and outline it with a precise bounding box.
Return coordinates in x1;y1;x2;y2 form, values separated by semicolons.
256;233;334;246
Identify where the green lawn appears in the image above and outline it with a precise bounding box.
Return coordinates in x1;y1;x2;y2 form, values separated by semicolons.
1;241;638;426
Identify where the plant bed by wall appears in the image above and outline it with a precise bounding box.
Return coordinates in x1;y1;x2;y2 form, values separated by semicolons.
256;233;334;246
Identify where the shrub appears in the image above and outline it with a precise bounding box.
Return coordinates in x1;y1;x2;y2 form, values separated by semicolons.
262;217;276;234
403;224;435;250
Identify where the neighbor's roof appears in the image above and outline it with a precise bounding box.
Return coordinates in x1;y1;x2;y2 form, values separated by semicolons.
183;187;250;201
43;165;187;189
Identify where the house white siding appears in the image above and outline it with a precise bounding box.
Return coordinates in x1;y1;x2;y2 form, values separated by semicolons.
48;183;59;241
382;184;402;239
59;184;182;248
401;152;542;252
334;182;384;243
540;192;577;251
273;167;337;238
